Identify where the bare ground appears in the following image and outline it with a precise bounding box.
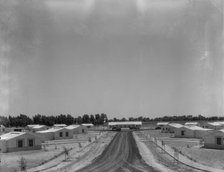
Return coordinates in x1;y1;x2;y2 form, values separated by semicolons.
76;131;159;172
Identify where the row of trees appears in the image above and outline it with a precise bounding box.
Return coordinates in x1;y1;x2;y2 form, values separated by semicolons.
0;114;223;127
0;113;108;127
109;115;224;122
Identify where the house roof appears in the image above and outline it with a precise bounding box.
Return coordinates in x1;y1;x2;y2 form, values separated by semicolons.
28;125;46;129
108;121;142;126
157;122;169;126
207;122;224;126
53;124;67;127
82;123;94;127
0;132;25;140
168;123;183;128
185;122;198;125
184;126;212;131
0;132;43;140
65;125;80;130
37;128;64;133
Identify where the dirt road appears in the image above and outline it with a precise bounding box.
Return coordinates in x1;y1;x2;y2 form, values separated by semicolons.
77;131;159;172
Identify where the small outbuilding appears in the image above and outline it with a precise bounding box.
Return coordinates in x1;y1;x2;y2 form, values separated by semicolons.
0;132;43;153
65;125;87;134
37;128;73;141
203;130;224;149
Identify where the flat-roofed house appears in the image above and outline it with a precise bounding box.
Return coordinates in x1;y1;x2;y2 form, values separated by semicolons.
108;121;142;130
203;130;224;149
0;132;42;153
174;126;213;138
65;125;87;134
37;128;73;141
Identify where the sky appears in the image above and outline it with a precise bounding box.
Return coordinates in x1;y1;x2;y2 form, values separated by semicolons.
0;0;223;118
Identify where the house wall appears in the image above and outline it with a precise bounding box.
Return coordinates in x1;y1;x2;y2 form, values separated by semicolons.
73;126;87;134
161;125;171;133
204;132;224;149
37;132;54;141
0;133;42;153
53;129;73;140
174;128;195;138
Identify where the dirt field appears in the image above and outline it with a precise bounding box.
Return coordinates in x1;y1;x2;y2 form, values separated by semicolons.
0;131;103;172
140;130;224;171
77;131;158;172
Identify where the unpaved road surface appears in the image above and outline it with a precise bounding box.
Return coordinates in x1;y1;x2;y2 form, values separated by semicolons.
77;131;159;172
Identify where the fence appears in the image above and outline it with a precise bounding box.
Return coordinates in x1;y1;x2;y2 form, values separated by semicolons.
139;131;211;172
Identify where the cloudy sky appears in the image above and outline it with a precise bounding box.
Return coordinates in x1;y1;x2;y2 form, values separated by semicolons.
0;0;223;118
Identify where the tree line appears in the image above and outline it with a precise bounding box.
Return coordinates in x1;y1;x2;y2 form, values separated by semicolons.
0;113;108;127
0;114;223;127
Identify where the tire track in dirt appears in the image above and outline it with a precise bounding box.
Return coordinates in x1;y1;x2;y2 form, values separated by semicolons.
76;131;159;172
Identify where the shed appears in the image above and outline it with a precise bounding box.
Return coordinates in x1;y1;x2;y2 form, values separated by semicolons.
203;130;224;149
65;125;87;134
0;132;42;153
37;128;73;141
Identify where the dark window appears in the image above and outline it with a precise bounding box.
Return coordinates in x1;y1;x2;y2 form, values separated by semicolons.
217;137;222;145
66;132;69;137
181;131;185;136
82;129;85;133
18;140;23;148
28;139;34;147
60;132;63;137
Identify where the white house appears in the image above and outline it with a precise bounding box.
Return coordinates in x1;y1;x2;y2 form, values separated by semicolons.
156;122;169;129
200;121;224;130
0;132;43;153
203;129;224;149
174;126;212;138
108;121;142;130
37;128;73;141
65;125;87;134
161;123;183;133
